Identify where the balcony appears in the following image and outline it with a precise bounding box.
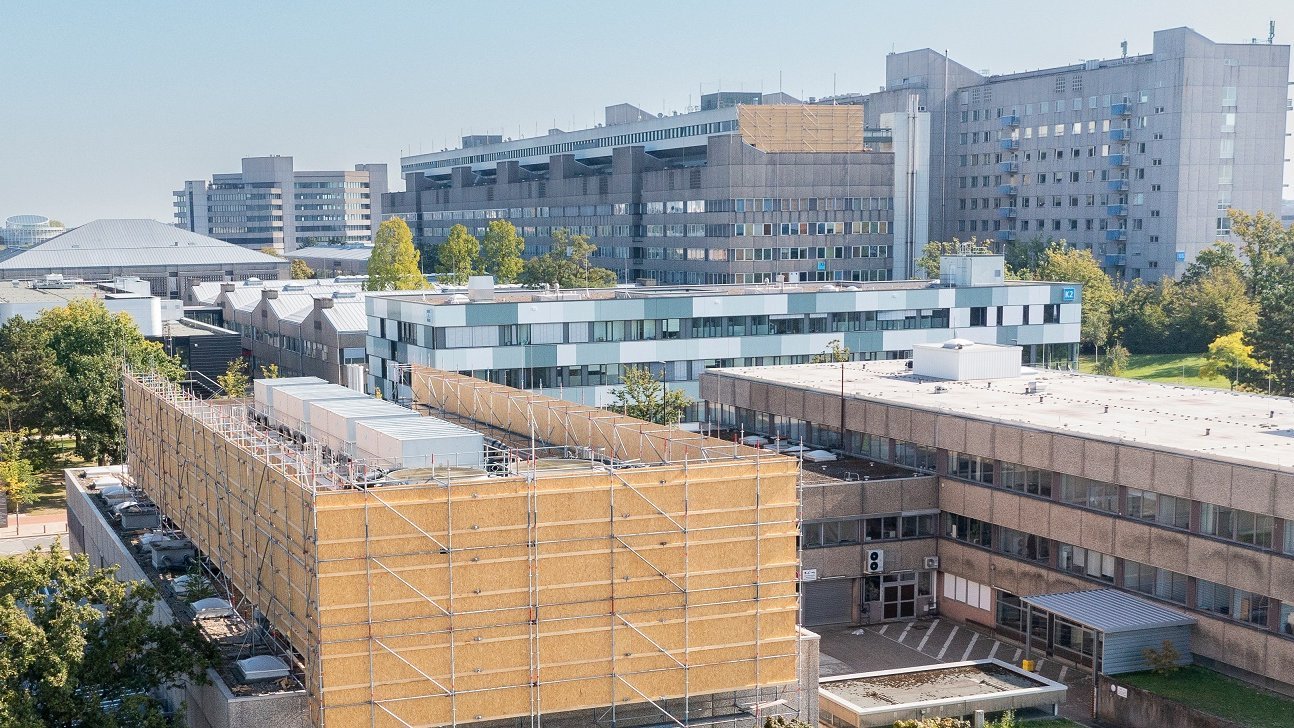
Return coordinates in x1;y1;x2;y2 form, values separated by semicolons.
1107;204;1129;217
1112;102;1133;116
1105;229;1128;241
1109;128;1131;142
997;206;1019;219
1000;138;1020;151
999;161;1020;174
998;230;1018;242
1107;179;1129;192
1104;254;1128;267
1000;114;1020;128
1109;154;1130;167
999;184;1019;196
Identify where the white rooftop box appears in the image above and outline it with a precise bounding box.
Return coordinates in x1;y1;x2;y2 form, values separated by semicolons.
253;376;326;411
354;417;485;470
304;398;421;455
237;655;291;681
912;339;1022;381
939;254;1006;287
270;384;368;435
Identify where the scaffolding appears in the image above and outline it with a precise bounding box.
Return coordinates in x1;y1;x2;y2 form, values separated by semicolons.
122;367;805;728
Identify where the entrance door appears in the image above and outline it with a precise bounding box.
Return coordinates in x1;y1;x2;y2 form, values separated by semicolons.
881;571;918;619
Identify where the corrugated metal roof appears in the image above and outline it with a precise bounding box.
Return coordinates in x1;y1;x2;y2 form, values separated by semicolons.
322;300;367;332
287;245;374;262
0;220;286;270
1021;589;1195;634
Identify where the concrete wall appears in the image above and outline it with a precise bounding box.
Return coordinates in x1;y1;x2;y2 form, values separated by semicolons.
1096;674;1244;728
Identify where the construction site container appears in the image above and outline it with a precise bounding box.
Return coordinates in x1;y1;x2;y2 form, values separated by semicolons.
304;398;420;455
253;376;326;412
270;384;367;436
354;416;485;469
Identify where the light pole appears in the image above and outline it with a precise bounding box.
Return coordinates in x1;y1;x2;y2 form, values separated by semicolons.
656;360;668;426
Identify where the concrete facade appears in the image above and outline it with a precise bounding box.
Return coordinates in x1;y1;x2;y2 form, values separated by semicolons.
838;27;1289;280
175;156;389;252
389;102;929;283
702;362;1294;691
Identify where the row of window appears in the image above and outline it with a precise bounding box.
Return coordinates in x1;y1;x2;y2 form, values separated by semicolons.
419;197;896;222
950;511;1291;634
945;451;1294;553
802;511;938;548
734;221;891;237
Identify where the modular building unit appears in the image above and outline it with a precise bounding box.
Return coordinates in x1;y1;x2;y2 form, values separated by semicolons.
303;398;421;456
270;384;368;437
353;416;486;469
253;376;327;412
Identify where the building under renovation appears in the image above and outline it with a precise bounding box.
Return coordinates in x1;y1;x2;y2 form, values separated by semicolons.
121;367;810;727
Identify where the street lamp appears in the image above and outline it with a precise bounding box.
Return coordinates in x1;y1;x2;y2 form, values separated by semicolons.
656;360;668;426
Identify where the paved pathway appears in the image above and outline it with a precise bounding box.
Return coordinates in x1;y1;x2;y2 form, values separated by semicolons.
0;511;67;555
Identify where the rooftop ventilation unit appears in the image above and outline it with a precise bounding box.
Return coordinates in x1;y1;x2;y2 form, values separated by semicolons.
190;597;235;619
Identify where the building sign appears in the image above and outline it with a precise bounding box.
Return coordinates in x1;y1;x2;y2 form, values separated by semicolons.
801;569;818;582
1062;287;1076;302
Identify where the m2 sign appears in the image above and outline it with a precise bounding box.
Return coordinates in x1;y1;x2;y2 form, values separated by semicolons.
1062;287;1076;302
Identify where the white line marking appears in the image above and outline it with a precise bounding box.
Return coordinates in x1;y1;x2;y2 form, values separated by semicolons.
988;641;1001;659
1059;665;1069;681
960;633;979;661
897;621;915;644
879;624;889;636
1034;659;1046;674
915;620;940;652
1012;648;1023;662
936;626;960;659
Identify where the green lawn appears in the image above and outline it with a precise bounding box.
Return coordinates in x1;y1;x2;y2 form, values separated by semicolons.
21;438;93;516
1077;353;1228;389
1120;666;1294;728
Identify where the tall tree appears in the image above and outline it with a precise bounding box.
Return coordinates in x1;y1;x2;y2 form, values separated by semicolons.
1034;243;1120;352
436;224;481;285
366;218;430;291
1172;267;1259;352
519;228;617;288
1181;240;1245;285
0;544;219;727
0;434;37;529
610;366;692;425
38;300;182;463
216;358;250;398
1228;209;1294;394
0;316;57;433
480;220;525;284
1201;332;1267;390
289;258;315;280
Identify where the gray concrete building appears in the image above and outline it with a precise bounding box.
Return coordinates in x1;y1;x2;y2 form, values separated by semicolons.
701;346;1294;694
175;156;389;252
388;98;930;283
837;27;1289;280
1;214;65;249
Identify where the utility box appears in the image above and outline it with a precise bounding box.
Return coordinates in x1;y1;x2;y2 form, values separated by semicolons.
304;398;420;456
354;417;485;470
939;254;1005;287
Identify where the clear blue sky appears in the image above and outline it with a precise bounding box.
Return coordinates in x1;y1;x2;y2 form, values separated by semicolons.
3;0;1292;225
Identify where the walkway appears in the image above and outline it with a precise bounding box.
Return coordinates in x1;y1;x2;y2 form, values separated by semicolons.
0;511;67;555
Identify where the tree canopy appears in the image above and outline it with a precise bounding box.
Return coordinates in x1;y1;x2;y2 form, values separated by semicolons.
915;237;995;279
216;358;250;398
0;544;219;727
289;258;315;280
436;224;481;285
480;220;525;284
610;367;692;425
366;218;429;291
1201;332;1266;390
1032;243;1119;351
520;228;617;288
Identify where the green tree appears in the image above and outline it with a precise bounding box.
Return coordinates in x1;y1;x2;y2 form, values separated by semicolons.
893;718;971;728
289;258;315;280
0;434;38;529
915;237;995;279
1201;332;1266;390
38;300;182;464
1113;280;1174;354
0;316;58;433
1172;267;1258;352
1182;240;1245;285
436;224;481;285
366;218;430;291
1034;243;1120;353
1095;342;1131;376
480;220;525;284
1002;235;1055;278
258;245;282;258
0;543;219;727
1228;210;1294;395
257;363;280;380
763;718;813;728
811;339;851;363
610;366;692;425
520;228;617;288
216;358;250;398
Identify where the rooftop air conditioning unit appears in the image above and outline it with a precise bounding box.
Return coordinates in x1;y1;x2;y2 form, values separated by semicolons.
923;556;940;570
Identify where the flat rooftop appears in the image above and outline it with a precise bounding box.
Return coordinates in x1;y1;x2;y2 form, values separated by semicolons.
370;278;1058;306
823;661;1048;709
0;282;150;304
715;360;1294;471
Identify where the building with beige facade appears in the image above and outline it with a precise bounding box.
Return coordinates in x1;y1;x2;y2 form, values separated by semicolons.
120;365;815;727
701;343;1294;693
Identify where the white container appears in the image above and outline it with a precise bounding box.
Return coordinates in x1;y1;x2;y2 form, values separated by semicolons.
253;377;326;412
354;417;484;470
271;384;368;436
304;398;420;454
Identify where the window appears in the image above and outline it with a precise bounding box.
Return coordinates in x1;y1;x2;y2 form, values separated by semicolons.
1123;562;1188;604
1196;580;1232;616
1126;488;1190;529
948;452;995;484
1059;475;1118;513
864;515;899;542
802;520;860;548
1043;304;1060;324
998;462;1051;497
1058;544;1115;582
1233;590;1271;627
901;513;938;538
970;307;988;327
944;513;993;548
998;527;1050;563
397;321;418;344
